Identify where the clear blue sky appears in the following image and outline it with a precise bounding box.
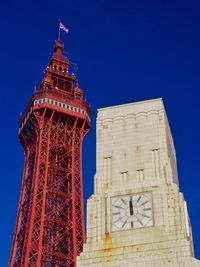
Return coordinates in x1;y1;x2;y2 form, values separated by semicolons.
0;0;200;265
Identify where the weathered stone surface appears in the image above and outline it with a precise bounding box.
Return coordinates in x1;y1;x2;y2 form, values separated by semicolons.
77;99;200;267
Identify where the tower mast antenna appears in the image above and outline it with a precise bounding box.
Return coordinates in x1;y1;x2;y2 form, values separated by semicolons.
58;20;61;40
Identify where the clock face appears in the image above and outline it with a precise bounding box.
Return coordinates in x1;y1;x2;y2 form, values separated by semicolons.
111;192;153;232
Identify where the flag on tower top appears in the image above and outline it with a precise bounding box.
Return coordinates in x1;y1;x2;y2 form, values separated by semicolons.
59;22;69;33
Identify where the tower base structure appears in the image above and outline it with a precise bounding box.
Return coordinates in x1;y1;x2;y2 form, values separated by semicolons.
78;187;200;267
77;99;200;267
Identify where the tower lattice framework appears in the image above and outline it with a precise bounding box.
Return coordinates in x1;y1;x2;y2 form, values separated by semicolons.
9;38;90;267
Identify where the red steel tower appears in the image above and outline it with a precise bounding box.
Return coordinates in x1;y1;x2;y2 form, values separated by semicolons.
9;37;90;267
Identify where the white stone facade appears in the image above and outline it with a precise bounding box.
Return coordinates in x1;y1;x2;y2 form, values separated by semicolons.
77;99;200;267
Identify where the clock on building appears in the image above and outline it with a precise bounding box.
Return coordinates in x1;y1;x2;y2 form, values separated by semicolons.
111;192;153;232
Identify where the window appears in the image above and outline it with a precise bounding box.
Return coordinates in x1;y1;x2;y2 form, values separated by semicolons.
136;169;144;181
120;171;128;184
151;149;160;179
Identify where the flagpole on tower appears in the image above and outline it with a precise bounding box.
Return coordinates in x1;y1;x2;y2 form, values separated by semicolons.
58;20;61;40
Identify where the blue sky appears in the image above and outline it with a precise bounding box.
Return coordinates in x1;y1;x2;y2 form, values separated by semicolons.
0;0;200;265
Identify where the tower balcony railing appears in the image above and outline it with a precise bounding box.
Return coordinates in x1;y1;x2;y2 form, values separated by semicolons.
19;87;91;124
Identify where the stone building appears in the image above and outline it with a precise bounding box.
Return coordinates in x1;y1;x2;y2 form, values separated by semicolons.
77;98;200;267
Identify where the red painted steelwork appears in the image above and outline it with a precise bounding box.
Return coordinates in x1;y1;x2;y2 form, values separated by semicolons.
9;39;90;267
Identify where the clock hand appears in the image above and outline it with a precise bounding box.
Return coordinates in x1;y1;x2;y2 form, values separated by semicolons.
129;200;134;216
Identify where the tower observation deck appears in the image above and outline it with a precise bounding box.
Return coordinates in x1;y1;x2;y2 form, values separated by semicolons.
9;38;90;267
